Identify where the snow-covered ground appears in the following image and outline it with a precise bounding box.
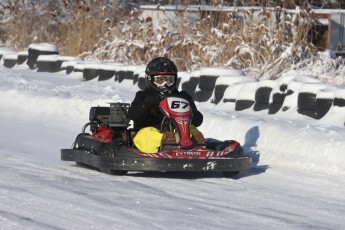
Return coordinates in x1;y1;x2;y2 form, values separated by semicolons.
1;62;345;229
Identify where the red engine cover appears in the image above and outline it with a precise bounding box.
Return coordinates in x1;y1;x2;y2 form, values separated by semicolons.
92;125;112;142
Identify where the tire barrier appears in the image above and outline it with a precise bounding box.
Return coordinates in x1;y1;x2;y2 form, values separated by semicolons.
98;63;119;81
268;75;298;114
37;55;75;73
137;72;146;90
83;63;100;81
17;51;28;65
297;82;327;119
2;43;345;126
3;52;17;68
333;90;345;107
298;92;318;118
27;43;59;70
269;75;320;113
0;47;15;60
133;67;145;85
175;71;189;90
194;68;246;102
318;89;345;126
211;75;256;104
61;59;80;75
37;54;60;72
315;87;337;119
253;80;276;111
222;83;245;104
181;70;200;100
235;82;258;111
268;92;286;114
281;81;309;112
115;65;127;83
178;71;191;91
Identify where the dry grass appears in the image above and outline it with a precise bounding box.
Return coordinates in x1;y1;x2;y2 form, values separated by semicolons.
87;5;317;79
4;0;319;79
4;0;124;55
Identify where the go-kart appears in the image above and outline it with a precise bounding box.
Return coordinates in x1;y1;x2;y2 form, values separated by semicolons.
61;96;251;177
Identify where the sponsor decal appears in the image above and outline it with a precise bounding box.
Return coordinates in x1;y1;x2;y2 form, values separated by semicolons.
205;161;217;170
175;151;202;157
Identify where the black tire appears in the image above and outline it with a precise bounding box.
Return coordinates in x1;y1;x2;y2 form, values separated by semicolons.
27;49;59;70
133;73;139;84
223;98;236;103
99;168;128;175
298;92;316;110
181;77;199;92
37;60;58;73
271;92;285;104
194;90;213;102
212;85;229;104
137;78;146;90
298;92;317;118
315;98;333;118
17;53;28;65
280;84;288;92
66;66;74;74
235;100;255;111
115;70;126;82
255;87;273;103
198;75;218;91
76;162;87;167
333;97;345;107
99;69;115;81
222;171;240;177
268;102;283;114
83;68;100;81
253;102;268;111
55;60;64;72
254;87;273;111
3;59;17;68
112;170;128;175
268;92;286;114
125;70;134;80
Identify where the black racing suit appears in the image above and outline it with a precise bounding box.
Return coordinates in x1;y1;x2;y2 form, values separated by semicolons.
128;89;203;131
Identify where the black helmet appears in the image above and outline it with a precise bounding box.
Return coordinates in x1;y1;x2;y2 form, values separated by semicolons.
145;57;178;94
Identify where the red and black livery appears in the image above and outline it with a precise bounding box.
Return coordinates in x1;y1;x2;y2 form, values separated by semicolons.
61;96;251;176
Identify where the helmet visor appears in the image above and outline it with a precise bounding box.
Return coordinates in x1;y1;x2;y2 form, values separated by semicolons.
153;75;175;87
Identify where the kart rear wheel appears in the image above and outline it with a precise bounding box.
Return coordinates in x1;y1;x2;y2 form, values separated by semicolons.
112;170;128;175
222;171;240;177
100;168;128;175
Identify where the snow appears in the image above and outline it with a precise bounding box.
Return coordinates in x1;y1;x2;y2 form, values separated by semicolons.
28;43;59;52
235;82;259;101
1;60;345;229
3;52;18;60
37;54;60;62
199;67;245;76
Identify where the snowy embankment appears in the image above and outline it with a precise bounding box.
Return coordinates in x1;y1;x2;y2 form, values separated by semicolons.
1;44;345;176
1;45;345;229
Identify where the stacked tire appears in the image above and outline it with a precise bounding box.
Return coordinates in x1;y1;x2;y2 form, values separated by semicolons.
195;68;246;103
211;74;253;105
235;82;259;111
254;80;277;111
297;81;327;119
27;43;59;70
181;70;200;100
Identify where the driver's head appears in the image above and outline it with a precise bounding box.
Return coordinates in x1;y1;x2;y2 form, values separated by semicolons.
145;57;177;94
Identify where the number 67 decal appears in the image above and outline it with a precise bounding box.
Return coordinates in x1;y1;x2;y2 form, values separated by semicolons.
171;100;189;109
167;97;191;112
